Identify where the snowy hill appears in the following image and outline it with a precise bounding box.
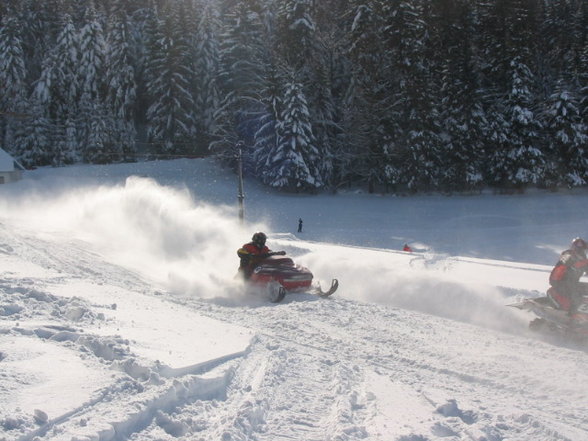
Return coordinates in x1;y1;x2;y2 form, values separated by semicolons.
0;159;587;441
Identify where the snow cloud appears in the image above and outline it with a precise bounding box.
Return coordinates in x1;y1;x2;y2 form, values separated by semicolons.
293;242;529;335
0;176;265;299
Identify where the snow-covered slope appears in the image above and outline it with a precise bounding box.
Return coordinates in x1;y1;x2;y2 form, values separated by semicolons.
1;159;587;441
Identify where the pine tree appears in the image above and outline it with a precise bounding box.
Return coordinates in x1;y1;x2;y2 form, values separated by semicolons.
85;101;112;163
346;0;393;192
53;14;81;116
435;0;486;192
78;7;111;163
0;16;26;110
105;14;137;161
144;4;197;156
52;116;77;166
304;0;350;189
348;0;385;87
579;39;588;125
217;0;269;152
0;16;27;154
544;82;588;187
262;77;322;190
275;0;316;68
13;97;52;167
308;60;338;187
193;1;222;152
252;62;282;175
489;57;545;188
33;14;80;165
386;0;442;192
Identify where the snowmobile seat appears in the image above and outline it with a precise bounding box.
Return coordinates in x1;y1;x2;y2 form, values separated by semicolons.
261;255;295;266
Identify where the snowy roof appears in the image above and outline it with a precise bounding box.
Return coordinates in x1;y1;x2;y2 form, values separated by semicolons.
0;147;24;171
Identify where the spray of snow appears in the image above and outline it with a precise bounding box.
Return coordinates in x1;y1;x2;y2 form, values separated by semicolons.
0;177;266;299
1;175;528;332
292;242;529;335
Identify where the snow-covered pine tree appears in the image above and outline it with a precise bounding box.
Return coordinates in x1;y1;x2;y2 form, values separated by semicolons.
52;116;77;166
217;0;269;154
252;62;282;176
13;97;52;167
144;3;197;156
489;56;545;189
84;101;112;164
439;78;488;192
387;0;442;192
302;0;351;190
130;1;157;140
0;16;26;111
543;81;588;187
481;0;546;190
579;36;588;127
78;7;112;163
34;14;80;165
307;60;337;187
53;14;81;115
261;77;323;190
0;16;27;154
347;0;381;81
275;0;316;68
346;0;394;192
193;0;222;153
105;13;137;161
274;0;341;188
434;0;486;192
540;0;578;88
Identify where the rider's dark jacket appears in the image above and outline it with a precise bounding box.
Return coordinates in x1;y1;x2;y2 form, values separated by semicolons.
237;242;270;277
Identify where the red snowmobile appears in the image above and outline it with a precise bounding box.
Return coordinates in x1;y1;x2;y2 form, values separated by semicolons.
247;253;338;303
509;287;588;342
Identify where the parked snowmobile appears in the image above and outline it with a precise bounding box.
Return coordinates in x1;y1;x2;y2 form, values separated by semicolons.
246;253;338;303
509;287;588;341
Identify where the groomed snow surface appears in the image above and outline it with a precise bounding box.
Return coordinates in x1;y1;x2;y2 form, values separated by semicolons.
1;159;587;441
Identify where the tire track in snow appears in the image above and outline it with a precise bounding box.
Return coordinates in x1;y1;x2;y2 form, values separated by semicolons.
126;336;370;441
182;296;587;441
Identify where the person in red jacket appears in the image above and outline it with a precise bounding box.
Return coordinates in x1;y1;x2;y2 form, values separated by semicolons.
549;237;588;314
237;232;285;279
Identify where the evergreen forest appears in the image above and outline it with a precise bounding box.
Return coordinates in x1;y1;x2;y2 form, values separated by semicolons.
1;0;587;193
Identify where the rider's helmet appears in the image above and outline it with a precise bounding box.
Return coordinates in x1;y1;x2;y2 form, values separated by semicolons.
571;237;587;254
252;232;267;248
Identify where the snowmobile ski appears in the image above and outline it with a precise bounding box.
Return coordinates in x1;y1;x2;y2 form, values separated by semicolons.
312;279;339;298
508;295;588;342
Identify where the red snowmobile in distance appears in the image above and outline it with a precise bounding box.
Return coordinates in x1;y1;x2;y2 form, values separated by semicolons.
508;287;588;342
248;253;338;303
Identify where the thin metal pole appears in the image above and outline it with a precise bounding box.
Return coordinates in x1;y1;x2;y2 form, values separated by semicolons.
236;142;245;223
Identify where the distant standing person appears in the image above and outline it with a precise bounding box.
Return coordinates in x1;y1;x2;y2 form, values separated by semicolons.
403;243;413;252
298;218;303;233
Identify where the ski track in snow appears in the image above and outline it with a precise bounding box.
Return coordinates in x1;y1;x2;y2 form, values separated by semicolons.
1;220;587;441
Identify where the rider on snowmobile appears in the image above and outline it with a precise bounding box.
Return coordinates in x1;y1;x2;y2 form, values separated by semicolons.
549;237;588;314
237;232;285;279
